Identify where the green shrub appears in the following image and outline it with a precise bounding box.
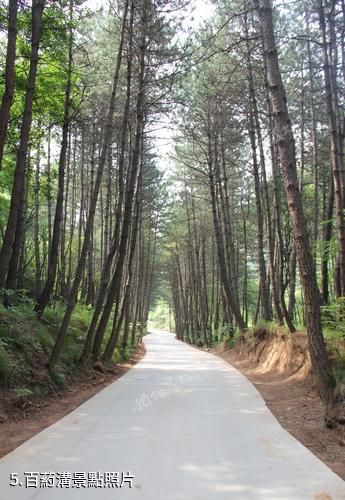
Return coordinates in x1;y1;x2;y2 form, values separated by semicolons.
32;385;44;397
254;319;287;335
218;323;237;347
37;328;54;352
322;298;345;338
227;330;243;348
43;303;66;327
112;347;122;363
335;366;345;384
71;304;93;332
119;345;133;361
50;371;66;390
14;387;34;399
0;338;13;385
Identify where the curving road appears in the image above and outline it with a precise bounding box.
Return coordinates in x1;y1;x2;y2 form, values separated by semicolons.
0;330;344;499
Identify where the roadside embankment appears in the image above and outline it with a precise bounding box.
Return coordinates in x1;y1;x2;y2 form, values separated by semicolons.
213;327;345;480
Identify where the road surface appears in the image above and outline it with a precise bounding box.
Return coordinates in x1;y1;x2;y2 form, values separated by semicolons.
0;330;344;499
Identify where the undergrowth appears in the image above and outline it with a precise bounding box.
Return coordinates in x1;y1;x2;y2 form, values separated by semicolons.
0;293;130;400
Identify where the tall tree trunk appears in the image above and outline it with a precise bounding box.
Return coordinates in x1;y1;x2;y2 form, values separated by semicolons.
64;130;75;295
16;184;28;291
318;0;345;297
86;125;96;306
0;0;18;170
46;125;52;254
34;152;42;298
0;0;46;289
259;0;338;423
48;0;130;370
103;149;112;267
35;0;73;317
244;14;271;322
321;176;335;304
80;0;133;361
6;169;28;290
91;100;144;358
207;121;246;331
306;13;319;243
265;54;294;330
102;193;140;361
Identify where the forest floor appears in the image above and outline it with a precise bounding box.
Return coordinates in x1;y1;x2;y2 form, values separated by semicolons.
212;332;345;480
0;344;145;459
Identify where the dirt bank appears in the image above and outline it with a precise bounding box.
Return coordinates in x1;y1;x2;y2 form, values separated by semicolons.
212;330;345;480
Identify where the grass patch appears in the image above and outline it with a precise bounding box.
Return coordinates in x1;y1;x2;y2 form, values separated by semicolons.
0;295;95;390
0;338;16;386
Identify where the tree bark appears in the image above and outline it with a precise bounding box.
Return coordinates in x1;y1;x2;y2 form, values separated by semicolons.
34;152;42;298
258;0;338;423
0;0;46;289
80;0;133;361
0;0;18;170
35;0;73;317
48;0;130;370
207;122;246;331
318;0;345;297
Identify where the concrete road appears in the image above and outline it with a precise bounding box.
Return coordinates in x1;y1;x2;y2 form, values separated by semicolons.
0;330;344;500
